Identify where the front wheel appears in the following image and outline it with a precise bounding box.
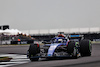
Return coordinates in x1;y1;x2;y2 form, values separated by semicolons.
67;41;78;59
28;43;40;61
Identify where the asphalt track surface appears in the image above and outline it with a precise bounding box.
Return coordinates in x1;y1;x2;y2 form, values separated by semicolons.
0;43;100;67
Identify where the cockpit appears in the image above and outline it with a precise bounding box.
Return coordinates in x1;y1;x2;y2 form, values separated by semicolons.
51;37;67;43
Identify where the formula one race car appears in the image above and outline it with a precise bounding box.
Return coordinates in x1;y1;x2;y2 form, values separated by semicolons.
27;34;92;61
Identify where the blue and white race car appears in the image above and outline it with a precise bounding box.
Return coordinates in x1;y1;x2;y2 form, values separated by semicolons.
27;34;92;61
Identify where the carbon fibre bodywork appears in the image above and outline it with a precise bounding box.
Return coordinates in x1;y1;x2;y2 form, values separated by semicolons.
29;37;79;58
27;34;92;61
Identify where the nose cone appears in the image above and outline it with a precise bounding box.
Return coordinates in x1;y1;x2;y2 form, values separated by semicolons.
47;43;61;57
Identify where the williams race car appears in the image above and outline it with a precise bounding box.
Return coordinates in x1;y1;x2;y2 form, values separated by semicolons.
27;34;92;61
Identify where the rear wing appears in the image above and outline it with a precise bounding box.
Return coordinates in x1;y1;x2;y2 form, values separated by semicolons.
68;35;84;42
69;35;83;38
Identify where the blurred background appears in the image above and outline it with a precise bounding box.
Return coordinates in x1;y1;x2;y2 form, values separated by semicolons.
0;25;100;45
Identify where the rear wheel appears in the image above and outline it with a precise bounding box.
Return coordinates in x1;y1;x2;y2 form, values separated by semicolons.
67;41;78;59
28;43;40;61
80;39;92;56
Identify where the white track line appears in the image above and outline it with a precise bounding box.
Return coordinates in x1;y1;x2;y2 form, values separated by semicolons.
0;54;30;67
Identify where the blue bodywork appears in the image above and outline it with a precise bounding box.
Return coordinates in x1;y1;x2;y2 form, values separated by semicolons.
47;43;63;57
70;35;80;37
44;37;69;57
28;37;69;58
27;35;83;60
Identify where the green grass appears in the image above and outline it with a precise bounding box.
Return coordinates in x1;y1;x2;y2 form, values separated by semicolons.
91;41;100;44
10;44;30;45
0;44;30;46
0;56;12;62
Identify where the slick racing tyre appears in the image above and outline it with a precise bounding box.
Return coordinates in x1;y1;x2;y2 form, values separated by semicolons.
80;39;92;56
28;43;40;61
67;41;78;59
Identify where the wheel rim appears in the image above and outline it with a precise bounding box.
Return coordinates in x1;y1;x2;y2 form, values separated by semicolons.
73;47;77;58
89;43;92;53
89;41;92;53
